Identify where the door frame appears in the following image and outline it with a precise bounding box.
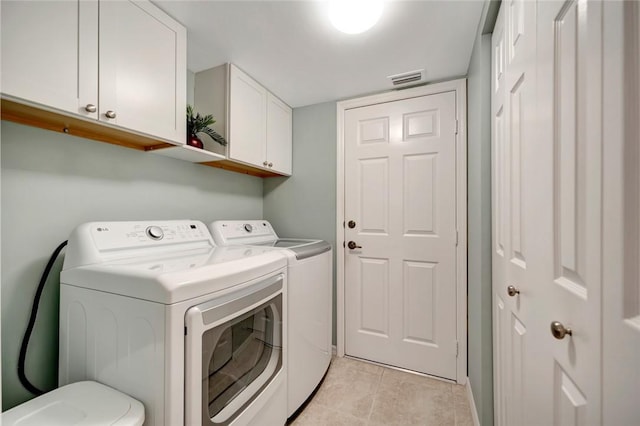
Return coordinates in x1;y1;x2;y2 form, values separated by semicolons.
335;79;468;384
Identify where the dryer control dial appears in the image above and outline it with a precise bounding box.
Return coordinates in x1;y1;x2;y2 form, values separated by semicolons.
243;223;253;233
146;226;164;240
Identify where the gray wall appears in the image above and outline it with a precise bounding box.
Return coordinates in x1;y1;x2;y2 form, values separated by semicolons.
1;121;263;410
466;6;495;425
263;102;337;343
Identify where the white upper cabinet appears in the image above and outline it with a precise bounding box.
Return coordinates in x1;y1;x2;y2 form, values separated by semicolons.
228;64;292;175
228;65;268;169
1;0;186;144
98;0;186;143
195;63;293;176
1;0;99;119
266;93;293;175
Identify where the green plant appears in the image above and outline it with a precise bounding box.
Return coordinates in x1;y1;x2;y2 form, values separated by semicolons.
186;105;227;146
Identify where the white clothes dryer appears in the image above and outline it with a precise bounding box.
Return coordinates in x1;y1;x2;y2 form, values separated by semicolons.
59;220;288;426
209;220;332;417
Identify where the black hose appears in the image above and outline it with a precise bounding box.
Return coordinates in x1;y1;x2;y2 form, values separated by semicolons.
18;240;68;396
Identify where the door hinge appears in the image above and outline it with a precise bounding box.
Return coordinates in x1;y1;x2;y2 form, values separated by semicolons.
456;341;459;357
455;119;459;135
456;231;459;247
184;326;187;336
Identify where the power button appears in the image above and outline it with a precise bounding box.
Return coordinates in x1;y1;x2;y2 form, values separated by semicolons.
146;226;164;240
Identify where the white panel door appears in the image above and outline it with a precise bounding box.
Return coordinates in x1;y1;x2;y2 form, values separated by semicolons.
602;1;640;424
491;1;538;424
344;92;458;379
1;0;98;119
99;0;186;144
494;0;606;424
228;64;268;168
532;1;603;423
491;8;508;425
266;93;293;175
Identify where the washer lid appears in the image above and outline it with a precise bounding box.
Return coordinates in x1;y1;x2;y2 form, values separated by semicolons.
253;239;332;260
1;381;144;426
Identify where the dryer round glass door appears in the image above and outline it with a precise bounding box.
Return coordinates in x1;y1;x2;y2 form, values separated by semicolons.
184;275;284;426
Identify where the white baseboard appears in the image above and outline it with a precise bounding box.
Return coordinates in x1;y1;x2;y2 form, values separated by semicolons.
466;377;481;426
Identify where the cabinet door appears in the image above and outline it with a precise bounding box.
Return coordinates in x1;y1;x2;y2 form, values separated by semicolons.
1;0;98;119
228;65;267;168
266;93;292;175
99;0;186;144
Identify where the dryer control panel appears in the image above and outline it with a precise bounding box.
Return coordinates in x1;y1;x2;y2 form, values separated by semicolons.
90;221;209;248
64;220;215;269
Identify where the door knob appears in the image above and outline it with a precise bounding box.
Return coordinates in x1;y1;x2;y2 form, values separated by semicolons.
268;162;273;167
263;161;268;166
105;110;117;119
84;104;97;113
507;285;520;297
348;220;356;229
347;241;362;250
550;321;572;340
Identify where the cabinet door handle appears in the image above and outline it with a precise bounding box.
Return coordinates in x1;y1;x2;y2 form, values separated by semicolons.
268;162;273;168
84;104;97;113
105;110;117;119
263;161;268;166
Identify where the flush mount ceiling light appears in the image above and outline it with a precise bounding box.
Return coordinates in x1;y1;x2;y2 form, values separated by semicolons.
329;0;384;34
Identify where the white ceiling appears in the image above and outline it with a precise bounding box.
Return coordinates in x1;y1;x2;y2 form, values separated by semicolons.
154;1;484;108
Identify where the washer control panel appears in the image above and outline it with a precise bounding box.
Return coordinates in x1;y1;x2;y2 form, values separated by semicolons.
212;220;276;244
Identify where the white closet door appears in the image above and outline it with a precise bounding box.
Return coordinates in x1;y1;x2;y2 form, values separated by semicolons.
491;0;538;424
494;0;605;424
491;7;508;425
532;1;604;423
602;1;640;424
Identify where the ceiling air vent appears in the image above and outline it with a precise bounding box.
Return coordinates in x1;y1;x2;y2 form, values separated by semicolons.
387;69;424;87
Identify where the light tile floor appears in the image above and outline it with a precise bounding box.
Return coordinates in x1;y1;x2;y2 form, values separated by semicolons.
289;357;474;426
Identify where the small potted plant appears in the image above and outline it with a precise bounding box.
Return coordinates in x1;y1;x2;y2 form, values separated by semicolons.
186;105;227;149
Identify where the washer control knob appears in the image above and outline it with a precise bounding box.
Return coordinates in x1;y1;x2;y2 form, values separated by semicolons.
244;223;253;233
146;226;164;240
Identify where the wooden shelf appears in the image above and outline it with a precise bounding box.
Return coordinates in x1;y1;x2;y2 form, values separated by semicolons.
202;159;283;178
1;98;174;151
1;97;288;178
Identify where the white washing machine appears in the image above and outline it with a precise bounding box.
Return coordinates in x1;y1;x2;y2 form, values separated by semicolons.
209;220;332;417
59;220;288;426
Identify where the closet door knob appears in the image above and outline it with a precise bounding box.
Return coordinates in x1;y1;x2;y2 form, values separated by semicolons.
105;110;117;119
550;321;572;340
507;285;520;297
268;162;273;168
84;104;97;113
263;161;269;166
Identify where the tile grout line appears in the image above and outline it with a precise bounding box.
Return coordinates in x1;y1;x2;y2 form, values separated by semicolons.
452;384;459;426
365;368;385;424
